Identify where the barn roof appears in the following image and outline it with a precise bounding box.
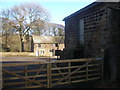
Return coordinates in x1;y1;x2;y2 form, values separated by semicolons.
33;36;64;44
63;2;102;21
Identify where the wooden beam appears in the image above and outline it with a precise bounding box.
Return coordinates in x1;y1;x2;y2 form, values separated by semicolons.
68;62;71;85
12;69;47;73
2;62;46;67
29;64;45;86
24;66;28;87
2;58;103;89
2;69;46;87
53;64;69;82
2;58;101;67
52;62;90;87
47;60;52;88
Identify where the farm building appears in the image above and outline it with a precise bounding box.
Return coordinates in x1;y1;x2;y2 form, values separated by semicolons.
33;36;64;57
62;2;120;59
62;2;120;82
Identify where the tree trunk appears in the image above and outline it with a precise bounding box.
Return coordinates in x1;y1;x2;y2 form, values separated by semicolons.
20;37;24;52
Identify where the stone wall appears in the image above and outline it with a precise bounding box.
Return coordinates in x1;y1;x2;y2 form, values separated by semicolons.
104;6;120;82
62;17;80;59
65;18;79;49
63;2;120;59
1;52;35;56
84;4;109;57
34;43;65;57
63;3;109;58
63;2;120;82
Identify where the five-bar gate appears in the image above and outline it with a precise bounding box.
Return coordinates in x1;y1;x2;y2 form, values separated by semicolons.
2;58;103;89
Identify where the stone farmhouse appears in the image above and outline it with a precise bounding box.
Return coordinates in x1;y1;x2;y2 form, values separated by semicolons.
33;36;64;57
62;2;120;59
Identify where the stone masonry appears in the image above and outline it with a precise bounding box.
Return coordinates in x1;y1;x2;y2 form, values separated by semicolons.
63;2;120;82
62;2;120;59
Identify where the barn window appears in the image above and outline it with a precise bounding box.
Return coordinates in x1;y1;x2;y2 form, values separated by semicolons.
79;19;84;45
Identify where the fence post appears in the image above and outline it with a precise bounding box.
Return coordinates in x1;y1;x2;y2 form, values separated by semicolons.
47;59;52;88
2;72;4;89
25;65;28;87
101;59;104;80
68;62;71;85
86;62;88;82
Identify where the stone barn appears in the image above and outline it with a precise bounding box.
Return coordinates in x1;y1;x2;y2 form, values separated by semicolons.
62;2;120;82
62;2;120;59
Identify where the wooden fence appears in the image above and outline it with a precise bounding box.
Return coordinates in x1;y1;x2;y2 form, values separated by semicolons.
2;58;103;89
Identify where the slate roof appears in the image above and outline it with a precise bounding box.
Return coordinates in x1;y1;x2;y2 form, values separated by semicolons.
33;36;64;44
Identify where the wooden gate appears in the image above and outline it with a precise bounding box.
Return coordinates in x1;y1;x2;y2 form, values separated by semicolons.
2;58;103;89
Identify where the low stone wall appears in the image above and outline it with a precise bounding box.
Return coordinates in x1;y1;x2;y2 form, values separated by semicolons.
1;52;35;56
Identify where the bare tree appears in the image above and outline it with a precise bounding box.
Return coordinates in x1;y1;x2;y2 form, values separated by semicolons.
30;19;46;35
1;3;50;52
45;23;64;36
1;16;15;51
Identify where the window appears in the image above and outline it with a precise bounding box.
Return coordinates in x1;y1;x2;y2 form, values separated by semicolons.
50;49;54;52
55;44;58;47
40;50;45;54
79;19;84;45
38;44;41;47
